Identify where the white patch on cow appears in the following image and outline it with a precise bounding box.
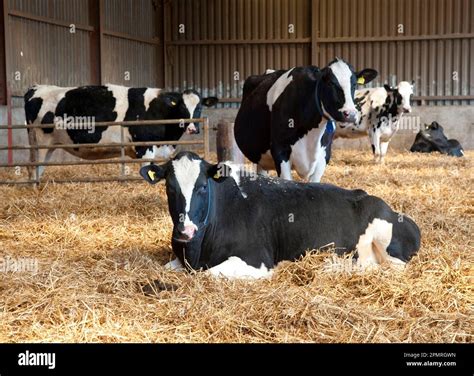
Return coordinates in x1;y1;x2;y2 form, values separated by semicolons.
207;256;273;279
105;84;129;122
266;68;295;111
290;125;326;180
397;81;414;113
182;93;200;132
279;160;292;180
329;60;356;113
172;155;202;227
265;69;276;74
144;88;161;111
164;258;184;271
356;218;395;269
141;145;175;165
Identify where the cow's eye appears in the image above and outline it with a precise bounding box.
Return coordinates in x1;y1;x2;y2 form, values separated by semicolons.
197;185;207;193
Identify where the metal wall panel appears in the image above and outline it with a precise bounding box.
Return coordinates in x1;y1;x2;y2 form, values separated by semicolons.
8;0;90;25
7;17;92;94
164;0;312;106
315;0;474;105
102;35;160;87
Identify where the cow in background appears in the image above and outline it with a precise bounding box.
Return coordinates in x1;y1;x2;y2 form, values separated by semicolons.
234;58;378;182
24;84;218;180
336;81;414;163
410;121;464;157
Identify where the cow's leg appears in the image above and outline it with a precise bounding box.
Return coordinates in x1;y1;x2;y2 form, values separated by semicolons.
370;127;382;163
271;145;292;180
207;256;273;279
308;150;326;183
356;218;393;270
27;128;55;182
379;141;389;163
164;258;184;271
27;128;38;181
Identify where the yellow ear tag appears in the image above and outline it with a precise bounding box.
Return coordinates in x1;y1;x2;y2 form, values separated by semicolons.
357;77;365;85
171;100;177;106
213;171;221;179
147;170;156;181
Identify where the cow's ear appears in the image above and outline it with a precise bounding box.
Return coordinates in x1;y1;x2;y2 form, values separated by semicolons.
207;163;229;183
161;95;179;108
202;97;219;107
384;84;394;92
140;164;166;184
356;68;378;85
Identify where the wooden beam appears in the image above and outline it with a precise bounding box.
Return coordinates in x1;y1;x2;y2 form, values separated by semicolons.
89;0;102;85
311;0;319;65
316;33;474;44
0;0;6;105
8;9;94;32
167;38;312;46
103;30;161;45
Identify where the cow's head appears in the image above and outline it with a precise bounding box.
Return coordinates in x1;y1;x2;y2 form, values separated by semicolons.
384;81;414;114
319;58;378;123
158;91;218;134
140;152;225;244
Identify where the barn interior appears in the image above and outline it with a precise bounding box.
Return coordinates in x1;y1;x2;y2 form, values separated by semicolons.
0;0;472;343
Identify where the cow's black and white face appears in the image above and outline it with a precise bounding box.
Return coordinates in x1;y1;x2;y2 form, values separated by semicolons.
180;90;218;134
140;152;220;243
396;81;414;114
154;91;218;135
320;59;378;123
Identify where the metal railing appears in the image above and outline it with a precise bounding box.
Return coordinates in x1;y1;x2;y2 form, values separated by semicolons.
0;117;210;185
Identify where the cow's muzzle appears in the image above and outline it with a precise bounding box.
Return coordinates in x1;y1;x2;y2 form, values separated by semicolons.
174;224;197;242
342;109;358;123
185;123;200;135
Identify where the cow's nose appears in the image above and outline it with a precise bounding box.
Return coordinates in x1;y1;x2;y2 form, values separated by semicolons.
343;110;357;122
181;225;196;240
403;108;411;113
186;123;199;134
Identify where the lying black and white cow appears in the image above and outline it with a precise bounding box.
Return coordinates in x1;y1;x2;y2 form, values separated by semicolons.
335;81;414;162
24;84;218;179
410;121;464;157
140;152;421;278
234;59;378;182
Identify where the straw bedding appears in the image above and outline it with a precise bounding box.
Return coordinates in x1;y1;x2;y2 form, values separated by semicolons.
0;150;472;342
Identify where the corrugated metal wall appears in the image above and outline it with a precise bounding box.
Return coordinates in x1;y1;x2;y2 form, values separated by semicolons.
102;0;162;87
6;0;92;94
314;0;474;105
2;0;473;105
163;0;312;106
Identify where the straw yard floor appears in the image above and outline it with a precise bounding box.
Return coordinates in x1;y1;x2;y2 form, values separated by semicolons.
0;150;472;343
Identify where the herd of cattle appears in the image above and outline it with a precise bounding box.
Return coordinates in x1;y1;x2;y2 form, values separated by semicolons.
23;58;464;278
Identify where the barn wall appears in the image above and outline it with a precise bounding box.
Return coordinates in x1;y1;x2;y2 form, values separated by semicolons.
163;0;312;106
314;0;474;105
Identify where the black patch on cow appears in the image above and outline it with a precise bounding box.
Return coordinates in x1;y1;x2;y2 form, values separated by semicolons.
371;144;375;154
41;111;55;134
125;88;147;120
24;95;43;125
54;86;117;144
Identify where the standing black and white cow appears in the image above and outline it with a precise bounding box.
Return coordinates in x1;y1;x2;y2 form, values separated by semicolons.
234;59;378;182
140;152;421;279
336;81;414;162
410;121;464;157
24;84;218;179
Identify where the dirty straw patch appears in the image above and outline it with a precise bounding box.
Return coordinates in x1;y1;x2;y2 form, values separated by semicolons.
0;151;472;343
